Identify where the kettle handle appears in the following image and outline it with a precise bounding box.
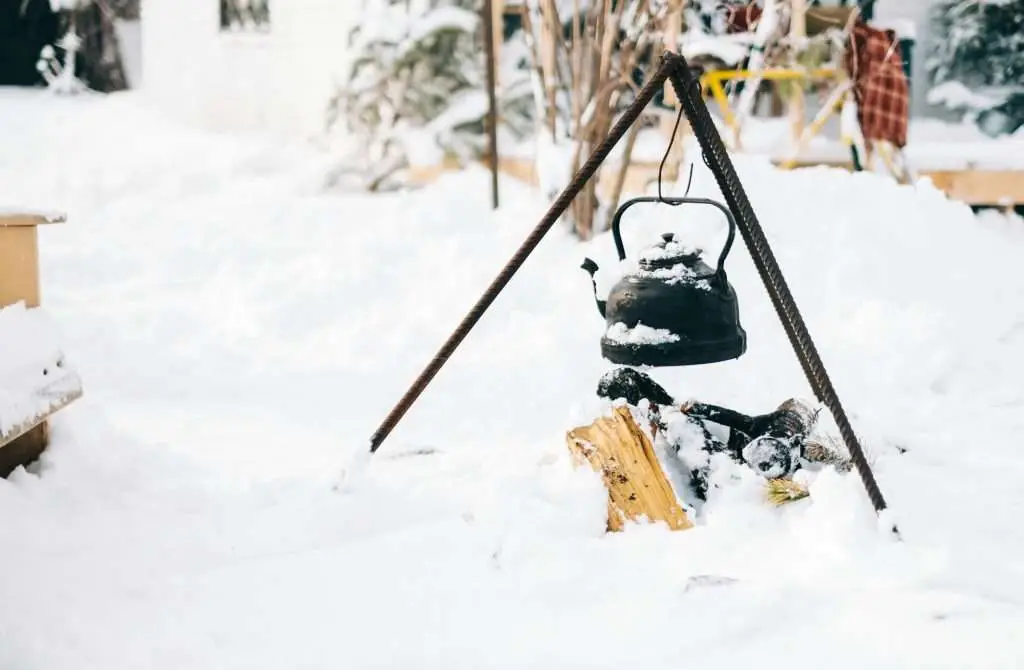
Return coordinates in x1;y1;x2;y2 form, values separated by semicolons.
610;196;738;277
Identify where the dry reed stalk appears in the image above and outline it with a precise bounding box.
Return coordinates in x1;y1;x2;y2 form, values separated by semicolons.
521;0;668;238
766;478;810;505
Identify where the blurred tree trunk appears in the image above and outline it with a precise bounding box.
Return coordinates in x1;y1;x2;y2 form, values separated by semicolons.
66;0;128;92
52;0;129;92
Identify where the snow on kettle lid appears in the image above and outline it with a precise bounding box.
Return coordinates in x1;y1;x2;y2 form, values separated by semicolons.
638;233;700;268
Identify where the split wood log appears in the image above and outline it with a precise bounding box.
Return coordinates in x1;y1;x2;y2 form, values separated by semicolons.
566;405;693;533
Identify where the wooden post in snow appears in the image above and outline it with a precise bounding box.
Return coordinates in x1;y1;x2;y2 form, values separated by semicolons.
789;0;807;145
483;0;501;209
659;0;687;181
492;0;505;83
540;0;558;140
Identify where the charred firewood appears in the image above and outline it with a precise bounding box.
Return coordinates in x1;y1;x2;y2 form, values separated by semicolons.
595;367;848;490
682;398;819;478
596;366;675;407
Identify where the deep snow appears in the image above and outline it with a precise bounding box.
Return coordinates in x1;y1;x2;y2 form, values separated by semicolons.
0;301;81;441
3;89;1024;668
502;115;1024;171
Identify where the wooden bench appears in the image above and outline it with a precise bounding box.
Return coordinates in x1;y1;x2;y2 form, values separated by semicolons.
0;210;83;477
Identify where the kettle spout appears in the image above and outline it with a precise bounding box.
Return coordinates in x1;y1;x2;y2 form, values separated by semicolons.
580;257;607;318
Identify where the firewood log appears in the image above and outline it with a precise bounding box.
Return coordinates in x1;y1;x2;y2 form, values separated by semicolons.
566;405;693;533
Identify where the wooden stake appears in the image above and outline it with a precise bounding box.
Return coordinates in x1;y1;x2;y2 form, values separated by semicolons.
789;0;807;145
604;120;642;231
662;0;683;109
493;0;505;89
660;0;686;181
540;0;558;139
483;0;501;209
571;0;582;131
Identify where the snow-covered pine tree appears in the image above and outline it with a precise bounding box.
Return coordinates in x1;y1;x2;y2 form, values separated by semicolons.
329;0;534;191
926;0;1024;135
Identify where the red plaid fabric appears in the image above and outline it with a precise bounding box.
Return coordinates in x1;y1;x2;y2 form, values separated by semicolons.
725;3;762;33
719;4;910;148
843;21;909;148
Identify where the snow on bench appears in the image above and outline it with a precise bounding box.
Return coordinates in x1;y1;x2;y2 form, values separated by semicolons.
0;301;82;452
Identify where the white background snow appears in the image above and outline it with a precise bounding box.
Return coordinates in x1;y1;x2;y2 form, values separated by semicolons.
3;88;1024;668
0;302;80;439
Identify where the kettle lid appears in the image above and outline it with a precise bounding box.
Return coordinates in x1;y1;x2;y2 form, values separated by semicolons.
638;233;701;271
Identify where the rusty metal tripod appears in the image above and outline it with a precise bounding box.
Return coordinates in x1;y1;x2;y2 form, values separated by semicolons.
366;52;896;533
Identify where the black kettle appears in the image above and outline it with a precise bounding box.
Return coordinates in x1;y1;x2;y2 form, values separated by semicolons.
581;196;747;367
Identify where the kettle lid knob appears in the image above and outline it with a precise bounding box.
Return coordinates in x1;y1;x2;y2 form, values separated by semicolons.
661;232;675;243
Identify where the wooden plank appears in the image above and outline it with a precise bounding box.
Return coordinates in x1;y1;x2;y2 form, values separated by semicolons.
0;424;49;478
410;156;1024;208
0;211;67;227
0;384;82;450
0;383;82;476
0;210;66;309
0;226;42;309
923;170;1024;206
789;0;807;143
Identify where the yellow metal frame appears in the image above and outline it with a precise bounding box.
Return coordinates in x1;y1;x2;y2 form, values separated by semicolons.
691;65;904;177
778;78;854;170
698;66;841;135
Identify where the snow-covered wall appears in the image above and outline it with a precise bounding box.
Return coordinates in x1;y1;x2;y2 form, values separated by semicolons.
874;0;944;118
141;0;360;140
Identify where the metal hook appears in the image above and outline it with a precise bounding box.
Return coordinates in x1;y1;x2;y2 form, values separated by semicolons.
659;76;714;202
657;103;687;202
682;162;695;198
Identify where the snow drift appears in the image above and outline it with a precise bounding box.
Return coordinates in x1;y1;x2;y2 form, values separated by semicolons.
2;90;1024;668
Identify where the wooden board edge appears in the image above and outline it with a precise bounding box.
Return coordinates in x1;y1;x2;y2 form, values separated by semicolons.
408;153;1024;208
0;385;83;450
0;212;68;228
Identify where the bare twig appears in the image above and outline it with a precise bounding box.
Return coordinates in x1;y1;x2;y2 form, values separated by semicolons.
604;119;642;231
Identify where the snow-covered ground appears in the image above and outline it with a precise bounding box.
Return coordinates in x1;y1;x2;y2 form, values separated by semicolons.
501;113;1024;171
3;88;1024;668
733;115;1024;170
